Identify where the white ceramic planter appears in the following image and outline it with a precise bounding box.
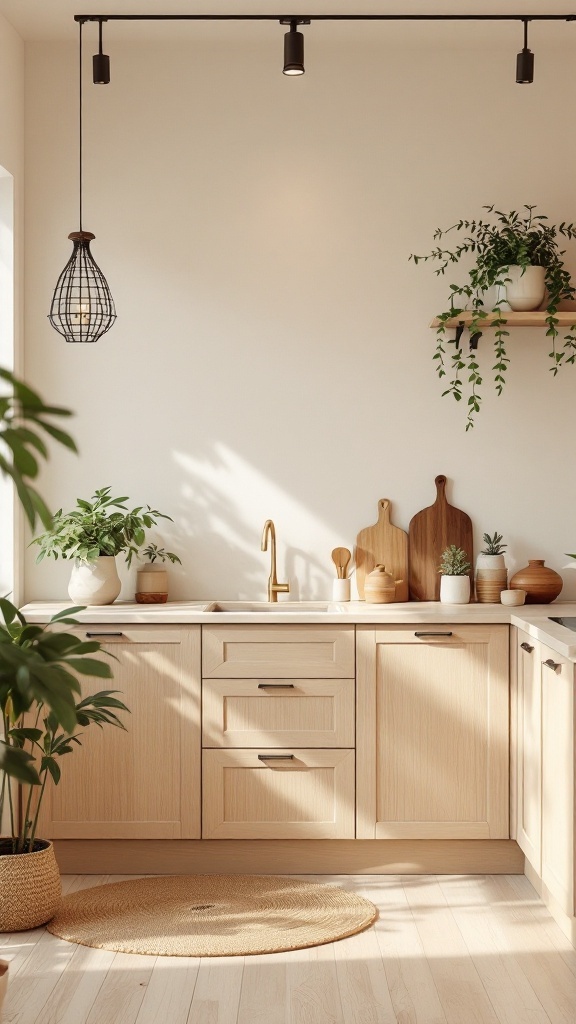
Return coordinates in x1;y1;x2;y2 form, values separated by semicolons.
68;555;121;606
502;265;546;311
440;575;470;604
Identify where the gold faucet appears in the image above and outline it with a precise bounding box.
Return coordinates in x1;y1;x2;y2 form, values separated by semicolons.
261;519;290;602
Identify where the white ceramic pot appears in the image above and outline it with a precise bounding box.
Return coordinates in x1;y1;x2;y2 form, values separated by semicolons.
136;567;168;604
502;265;546;311
68;555;121;605
440;575;470;604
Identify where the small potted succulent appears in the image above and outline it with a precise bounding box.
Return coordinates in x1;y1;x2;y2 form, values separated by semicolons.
410;205;576;429
476;532;508;603
33;487;176;606
135;543;182;604
438;545;472;604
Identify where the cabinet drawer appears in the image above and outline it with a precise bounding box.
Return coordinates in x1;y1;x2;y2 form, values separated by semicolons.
202;748;355;839
202;678;354;748
202;625;355;678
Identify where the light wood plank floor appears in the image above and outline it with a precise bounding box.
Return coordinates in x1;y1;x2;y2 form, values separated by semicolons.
2;873;576;1024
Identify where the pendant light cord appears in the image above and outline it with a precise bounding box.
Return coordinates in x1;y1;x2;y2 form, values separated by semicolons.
79;19;83;231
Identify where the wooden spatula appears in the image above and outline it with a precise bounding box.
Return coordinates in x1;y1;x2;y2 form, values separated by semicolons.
332;547;351;579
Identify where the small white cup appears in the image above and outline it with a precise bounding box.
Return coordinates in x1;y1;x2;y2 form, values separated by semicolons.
500;589;526;606
332;578;351;602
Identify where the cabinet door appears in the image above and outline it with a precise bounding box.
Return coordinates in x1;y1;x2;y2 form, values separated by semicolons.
202;678;354;748
36;627;201;840
202;625;355;678
516;630;542;871
357;625;509;839
541;644;574;916
202;748;355;839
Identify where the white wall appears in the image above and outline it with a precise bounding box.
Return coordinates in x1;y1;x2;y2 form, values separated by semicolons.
23;26;576;602
0;13;23;600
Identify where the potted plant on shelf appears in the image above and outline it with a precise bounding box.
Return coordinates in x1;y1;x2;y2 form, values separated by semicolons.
410;205;576;429
476;532;508;603
0;596;129;931
135;543;182;604
438;545;472;604
32;486;176;606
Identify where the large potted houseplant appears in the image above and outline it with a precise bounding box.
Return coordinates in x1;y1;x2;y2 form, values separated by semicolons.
32;487;176;605
0;596;128;931
410;205;576;429
438;545;472;604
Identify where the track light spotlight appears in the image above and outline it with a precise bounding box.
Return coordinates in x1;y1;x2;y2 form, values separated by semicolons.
282;19;308;76
516;18;534;83
93;18;110;84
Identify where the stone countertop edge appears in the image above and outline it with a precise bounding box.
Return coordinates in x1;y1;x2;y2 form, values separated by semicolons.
19;600;576;660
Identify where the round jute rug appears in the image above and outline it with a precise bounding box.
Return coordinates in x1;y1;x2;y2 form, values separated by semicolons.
47;874;377;957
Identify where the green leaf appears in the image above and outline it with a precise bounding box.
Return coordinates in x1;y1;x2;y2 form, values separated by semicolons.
64;657;114;678
0;741;40;784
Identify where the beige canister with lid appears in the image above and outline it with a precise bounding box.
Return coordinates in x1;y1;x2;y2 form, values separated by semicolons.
364;564;403;603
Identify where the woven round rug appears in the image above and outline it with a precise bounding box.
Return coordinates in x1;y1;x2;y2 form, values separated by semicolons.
47;874;377;957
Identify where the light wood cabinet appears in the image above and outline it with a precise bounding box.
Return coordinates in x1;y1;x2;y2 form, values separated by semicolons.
356;624;509;839
202;625;355;678
202;748;355;839
515;629;575;920
36;626;201;840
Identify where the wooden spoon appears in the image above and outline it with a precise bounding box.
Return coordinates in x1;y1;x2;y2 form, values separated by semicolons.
332;547;351;579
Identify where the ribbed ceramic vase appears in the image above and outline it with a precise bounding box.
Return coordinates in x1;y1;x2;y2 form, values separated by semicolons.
68;555;121;605
0;840;61;931
510;559;563;604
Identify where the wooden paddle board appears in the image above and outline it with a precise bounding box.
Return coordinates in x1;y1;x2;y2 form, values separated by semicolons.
355;499;409;602
408;475;473;601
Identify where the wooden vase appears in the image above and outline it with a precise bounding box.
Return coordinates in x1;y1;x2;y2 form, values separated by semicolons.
509;559;563;604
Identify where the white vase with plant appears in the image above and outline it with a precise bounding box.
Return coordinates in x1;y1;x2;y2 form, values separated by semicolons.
410;204;576;429
33;487;176;605
476;531;508;603
135;543;182;604
438;545;471;604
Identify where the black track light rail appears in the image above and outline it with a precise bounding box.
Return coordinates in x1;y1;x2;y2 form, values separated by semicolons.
74;13;576;24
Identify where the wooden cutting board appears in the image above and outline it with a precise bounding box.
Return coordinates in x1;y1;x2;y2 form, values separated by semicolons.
408;475;473;601
355;499;409;602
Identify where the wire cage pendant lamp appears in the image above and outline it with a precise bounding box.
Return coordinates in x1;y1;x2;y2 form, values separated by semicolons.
48;21;116;343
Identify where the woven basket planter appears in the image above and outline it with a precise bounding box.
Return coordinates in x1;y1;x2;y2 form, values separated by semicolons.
0;839;61;932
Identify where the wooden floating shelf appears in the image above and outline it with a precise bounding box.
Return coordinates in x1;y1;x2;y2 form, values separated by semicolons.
430;311;576;328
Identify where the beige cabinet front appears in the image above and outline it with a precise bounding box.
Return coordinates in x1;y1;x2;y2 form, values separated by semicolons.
36;626;201;840
356;624;509;839
202;748;355;839
516;631;542;871
202;625;355;678
541;643;574;916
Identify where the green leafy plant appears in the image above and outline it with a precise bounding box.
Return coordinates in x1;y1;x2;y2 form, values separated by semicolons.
0;597;129;854
410;205;576;429
32;486;174;567
140;543;181;565
438;545;471;576
0;368;77;529
481;532;507;556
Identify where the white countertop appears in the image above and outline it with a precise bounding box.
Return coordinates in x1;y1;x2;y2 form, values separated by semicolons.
19;599;576;660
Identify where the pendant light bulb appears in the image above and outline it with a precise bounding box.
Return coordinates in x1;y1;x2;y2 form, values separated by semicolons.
93;19;110;84
283;19;305;76
516;18;534;83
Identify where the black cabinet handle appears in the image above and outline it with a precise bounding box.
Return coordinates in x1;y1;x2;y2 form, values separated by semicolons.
543;658;561;671
85;631;124;638
257;683;295;689
520;642;534;653
257;754;295;761
414;631;453;637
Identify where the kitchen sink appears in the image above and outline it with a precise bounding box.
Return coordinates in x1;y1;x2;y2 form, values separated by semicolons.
205;601;335;613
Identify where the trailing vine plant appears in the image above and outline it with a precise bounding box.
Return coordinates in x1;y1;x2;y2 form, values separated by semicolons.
410;205;576;429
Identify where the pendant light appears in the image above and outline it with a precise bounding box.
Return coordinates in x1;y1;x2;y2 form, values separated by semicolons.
48;20;116;343
282;19;308;76
516;18;535;83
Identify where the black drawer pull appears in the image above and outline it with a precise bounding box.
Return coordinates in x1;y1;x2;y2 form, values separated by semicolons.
414;631;453;637
85;631;124;638
543;658;561;671
257;754;295;761
257;683;295;689
520;642;534;653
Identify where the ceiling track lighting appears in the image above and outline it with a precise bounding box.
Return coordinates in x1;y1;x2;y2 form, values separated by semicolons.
517;18;534;84
93;18;110;85
281;18;309;76
48;20;116;343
